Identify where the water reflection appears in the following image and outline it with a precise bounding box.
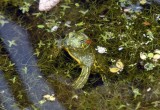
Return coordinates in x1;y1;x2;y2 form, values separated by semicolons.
154;0;160;4
0;18;64;109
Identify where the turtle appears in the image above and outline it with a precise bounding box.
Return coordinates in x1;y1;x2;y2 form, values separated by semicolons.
56;31;95;89
54;32;124;89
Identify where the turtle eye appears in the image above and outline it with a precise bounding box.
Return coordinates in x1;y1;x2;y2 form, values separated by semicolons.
80;40;84;43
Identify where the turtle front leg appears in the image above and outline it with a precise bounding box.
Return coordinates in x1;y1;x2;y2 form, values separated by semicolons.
72;66;91;89
71;53;94;89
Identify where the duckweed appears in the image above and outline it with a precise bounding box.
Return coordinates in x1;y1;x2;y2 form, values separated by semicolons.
1;0;160;109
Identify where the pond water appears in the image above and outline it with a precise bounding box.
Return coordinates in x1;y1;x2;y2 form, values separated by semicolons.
0;0;160;109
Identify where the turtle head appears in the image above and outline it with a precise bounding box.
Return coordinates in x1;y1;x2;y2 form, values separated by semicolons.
64;32;90;50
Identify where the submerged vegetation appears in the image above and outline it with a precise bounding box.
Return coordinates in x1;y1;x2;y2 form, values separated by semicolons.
0;0;160;109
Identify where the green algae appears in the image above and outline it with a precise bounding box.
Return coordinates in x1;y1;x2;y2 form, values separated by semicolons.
0;0;160;109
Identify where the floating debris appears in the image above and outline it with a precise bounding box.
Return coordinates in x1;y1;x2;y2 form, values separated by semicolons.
8;40;17;47
147;87;151;92
43;94;56;101
144;62;155;71
95;46;107;54
140;0;147;5
140;52;147;60
154;49;160;54
0;19;9;27
123;4;143;13
146;29;154;41
147;53;154;59
153;54;160;61
64;21;71;27
120;1;143;13
51;25;59;32
142;21;151;26
109;59;124;73
39;0;60;11
118;47;123;51
155;14;160;22
72;94;78;100
140;49;160;62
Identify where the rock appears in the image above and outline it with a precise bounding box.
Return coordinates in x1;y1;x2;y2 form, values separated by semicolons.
39;0;60;11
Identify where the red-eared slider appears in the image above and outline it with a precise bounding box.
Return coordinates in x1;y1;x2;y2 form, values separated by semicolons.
59;32;95;89
55;32;124;89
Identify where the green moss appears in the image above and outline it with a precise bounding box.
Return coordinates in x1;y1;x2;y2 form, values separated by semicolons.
1;0;160;109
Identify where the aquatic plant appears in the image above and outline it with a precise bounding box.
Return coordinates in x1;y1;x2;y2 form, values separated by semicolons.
1;0;160;109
